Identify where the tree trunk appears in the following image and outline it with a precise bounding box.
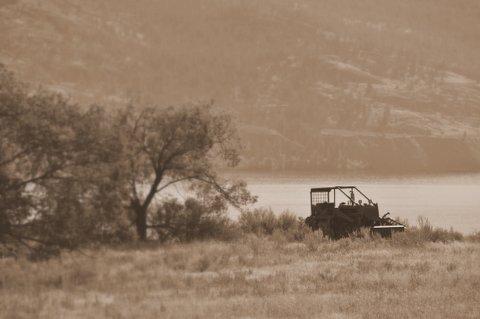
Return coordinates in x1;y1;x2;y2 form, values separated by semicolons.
132;201;147;241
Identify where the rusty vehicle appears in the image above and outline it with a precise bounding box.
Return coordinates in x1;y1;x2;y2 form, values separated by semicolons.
305;186;405;238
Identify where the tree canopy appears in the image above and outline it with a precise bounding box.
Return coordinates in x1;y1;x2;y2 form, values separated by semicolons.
114;102;256;240
0;65;255;257
0;65;129;257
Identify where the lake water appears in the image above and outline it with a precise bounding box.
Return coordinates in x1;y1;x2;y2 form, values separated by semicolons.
238;173;480;234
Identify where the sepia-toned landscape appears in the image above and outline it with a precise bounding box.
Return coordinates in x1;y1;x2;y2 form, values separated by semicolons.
2;231;480;318
2;0;480;173
1;1;480;318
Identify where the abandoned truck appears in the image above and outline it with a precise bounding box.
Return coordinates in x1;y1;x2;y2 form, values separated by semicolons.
305;186;405;239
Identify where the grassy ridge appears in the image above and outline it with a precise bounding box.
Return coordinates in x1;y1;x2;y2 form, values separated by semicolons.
1;231;480;318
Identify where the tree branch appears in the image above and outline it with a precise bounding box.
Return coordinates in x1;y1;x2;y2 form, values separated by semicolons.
7;167;59;191
0;148;31;167
193;175;243;209
155;175;199;194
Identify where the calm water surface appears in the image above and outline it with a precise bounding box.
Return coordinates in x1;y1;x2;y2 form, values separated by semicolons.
239;173;480;234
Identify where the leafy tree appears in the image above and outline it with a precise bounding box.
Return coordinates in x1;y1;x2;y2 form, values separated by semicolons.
0;65;129;257
114;102;256;240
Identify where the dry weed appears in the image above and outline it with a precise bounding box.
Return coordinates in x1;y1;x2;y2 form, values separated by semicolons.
1;237;479;318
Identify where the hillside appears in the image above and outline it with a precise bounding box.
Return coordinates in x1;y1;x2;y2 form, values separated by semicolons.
1;0;480;173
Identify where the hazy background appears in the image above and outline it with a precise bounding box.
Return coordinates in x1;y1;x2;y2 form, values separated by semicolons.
1;0;480;231
1;0;480;173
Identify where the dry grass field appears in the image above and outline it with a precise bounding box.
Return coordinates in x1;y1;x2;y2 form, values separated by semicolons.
1;232;480;319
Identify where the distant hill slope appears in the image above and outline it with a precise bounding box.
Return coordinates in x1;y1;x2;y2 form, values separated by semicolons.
1;0;480;173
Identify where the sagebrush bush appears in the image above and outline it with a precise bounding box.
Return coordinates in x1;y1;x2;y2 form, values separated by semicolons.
238;209;311;240
392;216;463;245
415;216;463;242
466;231;480;242
152;198;239;243
238;208;278;235
303;230;328;252
277;211;298;232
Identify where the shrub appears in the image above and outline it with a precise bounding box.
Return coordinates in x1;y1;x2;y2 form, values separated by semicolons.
290;218;313;241
194;255;212;272
238;208;278;235
303;230;327;252
238;209;311;240
277;211;298;232
151;198;239;243
415;216;463;243
278;213;312;241
466;231;480;242
392;216;463;245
